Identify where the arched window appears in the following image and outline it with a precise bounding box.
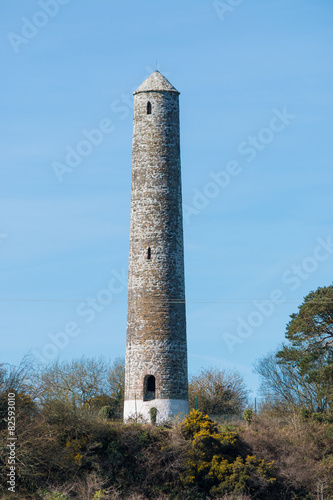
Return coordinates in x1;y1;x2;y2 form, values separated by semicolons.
147;101;152;114
143;375;156;401
147;247;151;260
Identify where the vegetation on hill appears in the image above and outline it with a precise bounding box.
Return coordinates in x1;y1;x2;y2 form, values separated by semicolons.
1;399;332;499
0;285;332;499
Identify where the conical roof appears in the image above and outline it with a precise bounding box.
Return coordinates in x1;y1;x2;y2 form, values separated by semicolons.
134;70;179;95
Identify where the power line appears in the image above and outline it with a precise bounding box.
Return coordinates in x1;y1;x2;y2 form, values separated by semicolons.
0;298;331;304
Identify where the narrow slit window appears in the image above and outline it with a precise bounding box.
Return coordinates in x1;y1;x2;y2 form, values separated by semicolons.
147;247;151;260
147;101;152;114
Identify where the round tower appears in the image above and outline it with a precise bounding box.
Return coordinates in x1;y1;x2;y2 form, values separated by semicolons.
124;71;188;423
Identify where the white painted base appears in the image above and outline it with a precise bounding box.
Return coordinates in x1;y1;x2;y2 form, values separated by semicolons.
124;399;189;424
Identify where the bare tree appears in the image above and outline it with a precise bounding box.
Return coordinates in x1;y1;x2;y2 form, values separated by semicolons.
33;356;125;418
107;357;125;407
0;355;35;396
188;367;249;416
35;357;108;407
254;350;327;412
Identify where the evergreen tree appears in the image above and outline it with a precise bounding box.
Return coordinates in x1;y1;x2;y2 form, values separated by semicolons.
277;285;333;410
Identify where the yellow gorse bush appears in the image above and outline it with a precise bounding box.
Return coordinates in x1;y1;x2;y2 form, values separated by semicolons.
183;409;218;438
182;409;277;495
65;437;87;466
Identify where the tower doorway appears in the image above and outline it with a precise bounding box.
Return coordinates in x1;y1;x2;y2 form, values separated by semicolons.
143;375;156;401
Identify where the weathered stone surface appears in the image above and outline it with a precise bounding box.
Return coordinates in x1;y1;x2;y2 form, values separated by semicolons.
124;71;188;422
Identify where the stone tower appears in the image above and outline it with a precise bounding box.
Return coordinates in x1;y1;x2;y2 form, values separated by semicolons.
124;71;188;423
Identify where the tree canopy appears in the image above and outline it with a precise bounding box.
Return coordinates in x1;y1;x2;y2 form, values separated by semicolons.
255;285;333;412
277;286;333;409
280;285;333;356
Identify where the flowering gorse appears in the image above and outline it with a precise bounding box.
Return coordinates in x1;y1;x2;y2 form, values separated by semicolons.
181;409;276;495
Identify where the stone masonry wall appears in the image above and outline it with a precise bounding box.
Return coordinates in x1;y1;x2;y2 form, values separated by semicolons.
124;82;188;406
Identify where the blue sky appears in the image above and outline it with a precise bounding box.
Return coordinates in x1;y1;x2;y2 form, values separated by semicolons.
1;0;332;398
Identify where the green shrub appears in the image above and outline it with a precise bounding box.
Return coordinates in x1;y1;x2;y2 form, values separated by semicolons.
243;408;253;425
41;491;68;500
98;405;113;420
300;407;311;420
93;490;107;499
149;406;158;425
312;412;333;424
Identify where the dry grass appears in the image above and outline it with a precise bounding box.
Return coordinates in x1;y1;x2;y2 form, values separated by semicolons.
241;413;333;498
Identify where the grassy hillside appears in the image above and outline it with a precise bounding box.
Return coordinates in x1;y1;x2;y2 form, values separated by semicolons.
1;401;332;499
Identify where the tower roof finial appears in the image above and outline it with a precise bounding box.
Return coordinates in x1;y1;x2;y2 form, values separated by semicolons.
134;70;179;95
